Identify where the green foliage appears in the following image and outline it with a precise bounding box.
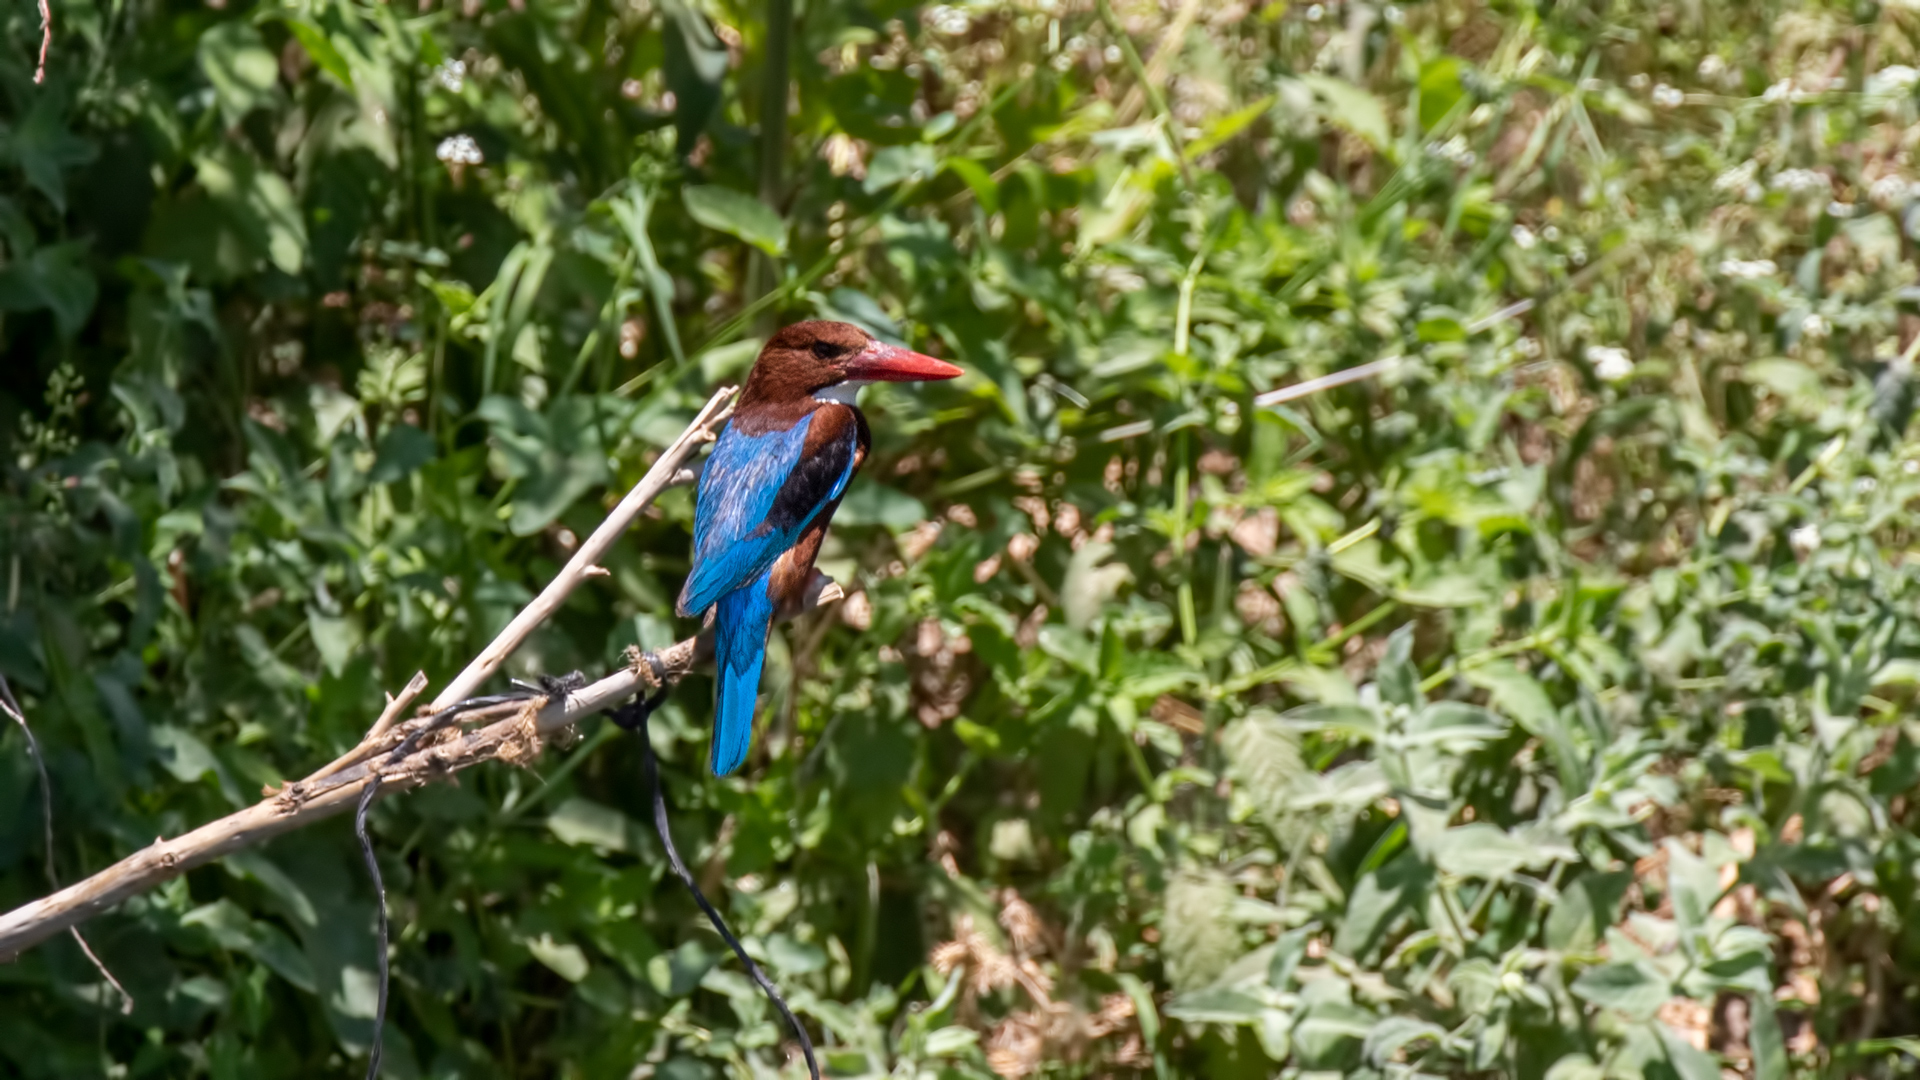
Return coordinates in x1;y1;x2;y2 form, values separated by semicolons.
7;0;1920;1077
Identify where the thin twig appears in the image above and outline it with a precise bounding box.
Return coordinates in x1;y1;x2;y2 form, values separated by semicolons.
1113;0;1203;128
1252;297;1538;410
0;674;132;1012
430;386;735;710
306;670;429;784
34;0;50;85
1253;356;1402;408
0;391;744;961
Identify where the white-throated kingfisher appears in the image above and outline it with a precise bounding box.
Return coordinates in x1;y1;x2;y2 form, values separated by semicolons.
677;321;963;776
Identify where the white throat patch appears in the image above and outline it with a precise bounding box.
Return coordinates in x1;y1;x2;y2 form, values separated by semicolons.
813;380;870;406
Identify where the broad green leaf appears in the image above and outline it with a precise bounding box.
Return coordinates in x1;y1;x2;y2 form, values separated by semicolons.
281;19;354;88
1299;74;1391;148
682;185;788;255
547;796;637;852
197;22;280;124
1570;962;1669;1017
837;482;927;528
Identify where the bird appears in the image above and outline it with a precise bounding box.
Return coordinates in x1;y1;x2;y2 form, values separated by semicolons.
677;320;963;776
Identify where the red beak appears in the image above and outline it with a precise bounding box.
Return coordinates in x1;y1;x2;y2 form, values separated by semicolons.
844;341;964;383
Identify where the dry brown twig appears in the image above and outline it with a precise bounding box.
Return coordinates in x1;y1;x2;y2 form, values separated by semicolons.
0;385;821;963
34;0;50;84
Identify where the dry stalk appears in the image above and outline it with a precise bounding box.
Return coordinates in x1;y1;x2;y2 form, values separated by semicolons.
0;386;752;963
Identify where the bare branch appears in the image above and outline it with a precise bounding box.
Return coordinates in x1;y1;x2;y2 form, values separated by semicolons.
1;674;132;1010
0;388;754;962
430;387;734;711
34;0;50;85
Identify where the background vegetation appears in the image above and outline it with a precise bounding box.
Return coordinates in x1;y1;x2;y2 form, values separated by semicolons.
6;0;1920;1076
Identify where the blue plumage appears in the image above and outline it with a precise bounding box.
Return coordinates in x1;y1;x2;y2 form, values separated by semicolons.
711;568;774;777
681;410;856;776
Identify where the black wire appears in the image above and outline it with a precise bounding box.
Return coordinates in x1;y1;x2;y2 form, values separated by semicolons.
352;689;541;1080
608;654;821;1080
348;670;818;1080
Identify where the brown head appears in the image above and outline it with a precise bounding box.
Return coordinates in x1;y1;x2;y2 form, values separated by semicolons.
739;320;963;408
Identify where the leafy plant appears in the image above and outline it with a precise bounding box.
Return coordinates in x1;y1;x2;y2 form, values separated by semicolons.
5;0;1920;1078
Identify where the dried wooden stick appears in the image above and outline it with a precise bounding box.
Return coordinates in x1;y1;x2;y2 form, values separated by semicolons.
0;572;841;962
0;387;753;962
430;387;734;711
305;670;430;784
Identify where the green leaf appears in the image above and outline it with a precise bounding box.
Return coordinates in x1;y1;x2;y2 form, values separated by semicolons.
525;934;591;982
1653;1020;1722;1080
660;0;728;149
1163;987;1265;1024
1299;74;1391;148
1427;823;1568;880
1546;870;1631;952
280;19;354;88
1363;1016;1448;1067
1335;852;1431;961
1570;961;1670;1017
1749;994;1788;1080
0;97;95;210
681;185;788;256
193;150;308;275
479;395;610;535
547;796;637;852
197;22;281;124
369;423;437;484
942;157;1000;212
865;143;938;193
0;241;97;336
1418;56;1468;131
923;1027;978;1056
836;482;926;528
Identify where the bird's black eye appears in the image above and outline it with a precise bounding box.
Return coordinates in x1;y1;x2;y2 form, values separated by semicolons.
811;341;842;360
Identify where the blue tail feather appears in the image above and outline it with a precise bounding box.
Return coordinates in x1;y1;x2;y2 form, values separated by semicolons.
710;569;774;776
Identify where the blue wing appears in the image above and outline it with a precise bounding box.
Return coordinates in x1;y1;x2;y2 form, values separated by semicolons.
677;409;857;618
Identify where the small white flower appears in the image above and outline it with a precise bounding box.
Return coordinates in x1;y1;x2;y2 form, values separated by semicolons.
1869;64;1920;95
1772;168;1831;197
1826;201;1855;218
434;59;466;93
1789;524;1821;557
1542;224;1562;243
1587;345;1634;382
1652;83;1684;108
1905;459;1920;475
924;4;970;35
1857;477;1878;494
1698;55;1727;80
1870;174;1916;207
1511;224;1537;249
435;134;483;166
1802;313;1831;339
1763;78;1793;103
1516;336;1543;359
1628;73;1650;91
1717;257;1778;280
1103;44;1122;64
1426;136;1478;169
1305;3;1325;21
1714;161;1758;193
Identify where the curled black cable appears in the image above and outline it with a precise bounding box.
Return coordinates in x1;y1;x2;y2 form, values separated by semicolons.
351;688;542;1080
608;654;821;1080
